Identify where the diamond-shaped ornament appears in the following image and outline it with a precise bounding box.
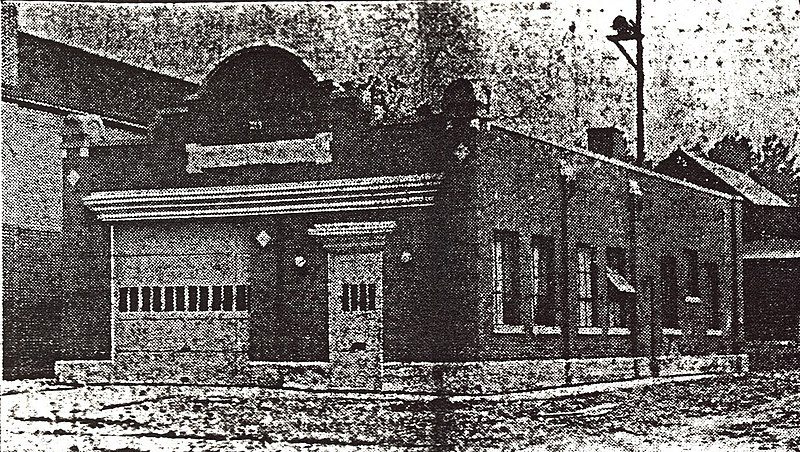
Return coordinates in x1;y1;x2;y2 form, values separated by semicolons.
628;179;643;196
256;230;272;247
67;170;81;187
454;143;469;162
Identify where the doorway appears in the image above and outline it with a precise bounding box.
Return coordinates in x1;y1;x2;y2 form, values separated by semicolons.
327;252;384;390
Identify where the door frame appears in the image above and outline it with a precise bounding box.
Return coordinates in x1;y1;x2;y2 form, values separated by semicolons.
308;221;396;390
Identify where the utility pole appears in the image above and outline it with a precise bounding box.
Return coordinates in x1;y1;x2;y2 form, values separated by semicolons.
635;0;644;167
607;1;645;166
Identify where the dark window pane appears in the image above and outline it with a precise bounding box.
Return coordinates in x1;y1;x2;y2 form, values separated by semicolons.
212;286;223;311
188;286;198;311
119;287;129;312
152;287;162;312
223;286;234;311
164;287;174;312
359;284;367;311
175;286;186;311
141;286;151;312
705;263;721;329
533;235;558;326
129;287;139;312
494;230;521;325
350;284;359;311
367;284;376;310
661;256;679;328
685;249;699;296
199;286;209;311
341;283;349;312
235;285;247;311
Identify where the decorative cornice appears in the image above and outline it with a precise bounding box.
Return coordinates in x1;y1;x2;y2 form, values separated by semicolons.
308;221;397;251
83;173;442;222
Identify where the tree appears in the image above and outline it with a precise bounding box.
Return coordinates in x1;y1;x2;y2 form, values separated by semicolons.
706;133;800;206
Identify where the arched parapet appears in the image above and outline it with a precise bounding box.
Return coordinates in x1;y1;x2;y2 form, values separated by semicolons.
198;43;318;99
184;44;336;145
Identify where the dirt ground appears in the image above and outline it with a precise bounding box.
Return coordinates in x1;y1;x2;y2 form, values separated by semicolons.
2;371;799;452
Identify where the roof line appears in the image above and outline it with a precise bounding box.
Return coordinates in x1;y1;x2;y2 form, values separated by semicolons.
2;92;149;132
490;124;742;202
677;149;790;207
19;32;199;86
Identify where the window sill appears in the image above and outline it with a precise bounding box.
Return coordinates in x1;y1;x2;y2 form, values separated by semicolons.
577;327;603;335
493;324;525;335
117;311;249;320
607;327;631;336
685;296;702;304
530;325;561;335
662;328;684;336
706;329;723;336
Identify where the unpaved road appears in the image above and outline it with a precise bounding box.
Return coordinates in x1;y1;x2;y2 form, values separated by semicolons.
2;371;799;451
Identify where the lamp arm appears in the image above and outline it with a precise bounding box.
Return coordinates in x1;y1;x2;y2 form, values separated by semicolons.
609;39;638;70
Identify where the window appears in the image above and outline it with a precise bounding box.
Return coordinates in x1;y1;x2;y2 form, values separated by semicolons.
152;286;162;312
493;231;522;326
576;245;597;327
531;235;557;326
685;249;700;298
141;286;152;311
661;256;679;328
118;284;249;312
704;263;721;330
199;286;209;311
341;283;377;312
606;247;635;328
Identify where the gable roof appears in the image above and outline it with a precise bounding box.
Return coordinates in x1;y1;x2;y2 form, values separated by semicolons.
491;124;742;202
6;33;198;126
682;151;789;207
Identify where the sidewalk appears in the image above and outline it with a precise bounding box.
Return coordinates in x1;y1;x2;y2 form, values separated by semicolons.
2;372;796;452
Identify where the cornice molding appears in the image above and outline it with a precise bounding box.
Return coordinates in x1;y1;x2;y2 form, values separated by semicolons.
83;173;442;222
308;221;397;252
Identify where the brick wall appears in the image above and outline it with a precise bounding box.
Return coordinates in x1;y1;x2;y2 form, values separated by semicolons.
1;101;145;379
60;126;743;368
455;127;741;361
2;225;61;379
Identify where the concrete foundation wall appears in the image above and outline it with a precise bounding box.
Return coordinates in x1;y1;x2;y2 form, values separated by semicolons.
56;354;747;395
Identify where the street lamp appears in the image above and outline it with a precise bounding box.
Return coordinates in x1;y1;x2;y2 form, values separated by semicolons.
607;1;645;167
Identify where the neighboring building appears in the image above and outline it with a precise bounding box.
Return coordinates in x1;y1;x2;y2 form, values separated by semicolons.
54;46;746;394
1;4;198;379
655;149;800;344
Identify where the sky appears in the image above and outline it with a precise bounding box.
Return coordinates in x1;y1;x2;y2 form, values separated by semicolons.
14;1;800;164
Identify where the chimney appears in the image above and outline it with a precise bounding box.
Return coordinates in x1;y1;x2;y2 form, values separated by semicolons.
587;127;629;162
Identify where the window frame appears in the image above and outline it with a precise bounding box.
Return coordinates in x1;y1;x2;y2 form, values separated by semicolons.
492;230;522;328
341;282;377;312
576;244;598;327
685;249;700;299
703;262;722;331
117;284;249;313
606;246;632;328
531;234;558;328
661;255;680;329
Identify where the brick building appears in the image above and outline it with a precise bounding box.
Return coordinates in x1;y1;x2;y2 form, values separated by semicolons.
655;150;800;345
1;4;197;379
55;45;746;393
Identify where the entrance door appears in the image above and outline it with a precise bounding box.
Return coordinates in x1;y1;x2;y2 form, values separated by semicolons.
328;252;383;390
